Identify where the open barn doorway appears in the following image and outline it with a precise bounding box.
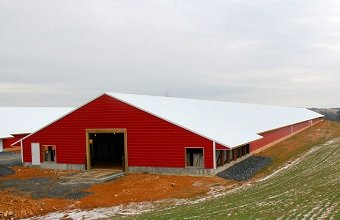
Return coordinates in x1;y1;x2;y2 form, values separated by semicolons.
86;130;127;172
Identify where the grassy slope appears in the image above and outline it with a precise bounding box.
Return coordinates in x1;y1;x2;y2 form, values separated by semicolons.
254;120;340;178
131;121;340;219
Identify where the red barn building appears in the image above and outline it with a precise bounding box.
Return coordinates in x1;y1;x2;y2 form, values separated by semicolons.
18;93;323;175
2;133;29;149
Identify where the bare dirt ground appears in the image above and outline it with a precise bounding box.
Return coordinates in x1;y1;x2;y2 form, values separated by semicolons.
80;173;235;209
0;120;338;220
0;166;235;219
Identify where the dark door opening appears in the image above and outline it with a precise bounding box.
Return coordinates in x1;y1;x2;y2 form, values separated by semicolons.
89;132;125;170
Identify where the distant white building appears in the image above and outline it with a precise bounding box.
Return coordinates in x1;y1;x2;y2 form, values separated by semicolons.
0;107;73;152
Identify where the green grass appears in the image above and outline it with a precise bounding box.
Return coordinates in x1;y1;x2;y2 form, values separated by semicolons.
254;120;340;178
121;121;340;219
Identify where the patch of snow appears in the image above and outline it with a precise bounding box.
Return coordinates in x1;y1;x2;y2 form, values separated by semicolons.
26;203;154;220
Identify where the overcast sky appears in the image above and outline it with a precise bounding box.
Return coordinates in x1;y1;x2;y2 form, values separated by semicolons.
0;1;339;108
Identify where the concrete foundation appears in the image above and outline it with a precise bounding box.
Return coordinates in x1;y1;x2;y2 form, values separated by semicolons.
128;166;216;176
23;157;252;176
24;162;85;170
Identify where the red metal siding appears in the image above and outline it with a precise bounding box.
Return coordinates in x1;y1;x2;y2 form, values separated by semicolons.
3;138;13;149
216;143;230;150
312;117;322;124
292;120;310;133
22;95;214;169
3;134;29;148
250;120;315;152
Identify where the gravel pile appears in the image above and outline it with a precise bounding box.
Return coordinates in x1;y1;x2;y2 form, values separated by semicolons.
0;178;91;200
0;159;22;167
0;151;18;156
0;152;22;167
0;165;15;177
217;156;272;181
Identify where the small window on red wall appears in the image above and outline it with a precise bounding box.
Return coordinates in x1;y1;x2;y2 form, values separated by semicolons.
186;148;204;167
43;146;56;162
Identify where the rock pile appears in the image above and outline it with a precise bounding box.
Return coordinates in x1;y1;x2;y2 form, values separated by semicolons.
0;152;22;167
217;156;272;181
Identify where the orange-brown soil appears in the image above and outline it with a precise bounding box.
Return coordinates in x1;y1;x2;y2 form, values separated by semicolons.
0;169;232;219
80;173;233;208
0;192;74;219
3;166;78;180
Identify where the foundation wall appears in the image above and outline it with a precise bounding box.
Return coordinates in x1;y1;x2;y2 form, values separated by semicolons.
128;166;216;176
23;162;85;170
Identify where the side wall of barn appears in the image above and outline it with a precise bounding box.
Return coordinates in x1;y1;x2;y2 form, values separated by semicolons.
250;117;323;153
22;95;214;174
212;117;323;173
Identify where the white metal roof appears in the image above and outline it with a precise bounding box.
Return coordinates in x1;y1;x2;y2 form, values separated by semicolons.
106;92;323;148
0;107;74;139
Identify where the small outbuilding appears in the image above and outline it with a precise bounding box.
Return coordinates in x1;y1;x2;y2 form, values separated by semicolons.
18;93;323;175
